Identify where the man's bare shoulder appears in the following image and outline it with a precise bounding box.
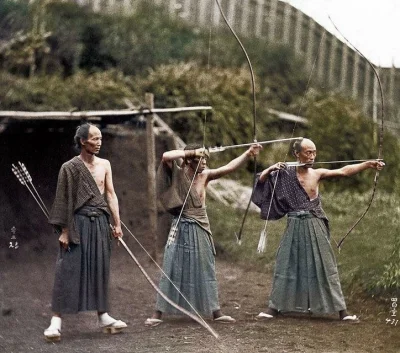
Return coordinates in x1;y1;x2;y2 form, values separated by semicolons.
201;168;214;176
195;169;210;181
311;167;329;174
312;167;336;179
94;158;111;176
96;157;111;166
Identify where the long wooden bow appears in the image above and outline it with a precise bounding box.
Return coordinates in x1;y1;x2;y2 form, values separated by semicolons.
214;0;258;244
328;17;385;249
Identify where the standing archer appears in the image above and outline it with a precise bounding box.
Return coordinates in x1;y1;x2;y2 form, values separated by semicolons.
144;142;262;326
44;123;127;341
252;138;384;322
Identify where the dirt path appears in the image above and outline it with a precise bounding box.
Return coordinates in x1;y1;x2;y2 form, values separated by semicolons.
1;242;398;353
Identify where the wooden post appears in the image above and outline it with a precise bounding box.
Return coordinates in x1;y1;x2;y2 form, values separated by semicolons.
145;93;158;262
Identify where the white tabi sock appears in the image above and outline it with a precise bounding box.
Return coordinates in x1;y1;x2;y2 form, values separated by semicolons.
47;316;62;331
98;313;116;326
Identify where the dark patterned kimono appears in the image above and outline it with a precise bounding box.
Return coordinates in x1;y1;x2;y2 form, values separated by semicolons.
252;167;347;314
49;156;112;314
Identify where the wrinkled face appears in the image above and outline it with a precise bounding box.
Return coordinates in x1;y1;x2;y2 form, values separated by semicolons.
81;126;102;155
188;157;208;174
296;139;316;167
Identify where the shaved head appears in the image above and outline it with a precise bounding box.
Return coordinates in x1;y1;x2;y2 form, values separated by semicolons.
300;138;316;151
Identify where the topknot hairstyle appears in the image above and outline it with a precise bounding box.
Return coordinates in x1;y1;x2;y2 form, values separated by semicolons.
291;138;304;157
73;123;94;152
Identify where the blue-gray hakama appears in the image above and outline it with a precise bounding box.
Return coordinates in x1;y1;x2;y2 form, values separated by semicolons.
156;161;220;316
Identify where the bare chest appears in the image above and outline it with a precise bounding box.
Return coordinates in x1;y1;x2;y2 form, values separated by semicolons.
85;163;106;193
296;172;319;200
192;177;207;205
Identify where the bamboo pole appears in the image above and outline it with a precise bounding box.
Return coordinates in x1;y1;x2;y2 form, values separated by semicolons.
145;93;158;262
0;106;212;120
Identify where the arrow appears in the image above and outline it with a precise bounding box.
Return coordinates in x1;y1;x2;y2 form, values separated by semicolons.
209;137;302;153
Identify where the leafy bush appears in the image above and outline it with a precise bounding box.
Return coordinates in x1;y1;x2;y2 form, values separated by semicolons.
0;70;136;110
303;92;400;193
134;61;288;178
0;0;29;38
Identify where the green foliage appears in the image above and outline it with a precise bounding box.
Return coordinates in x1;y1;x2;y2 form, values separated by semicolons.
302;92;400;193
325;191;400;296
65;70;135;110
1;0;310;100
100;3;200;75
134;61;288;178
0;70;136;110
249;43;309;108
44;1;89;76
0;71;70;110
137;62;259;143
370;202;400;294
0;0;50;76
0;0;29;36
44;2;119;75
374;255;400;294
16;1;201;76
194;31;309;108
79;20;116;71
